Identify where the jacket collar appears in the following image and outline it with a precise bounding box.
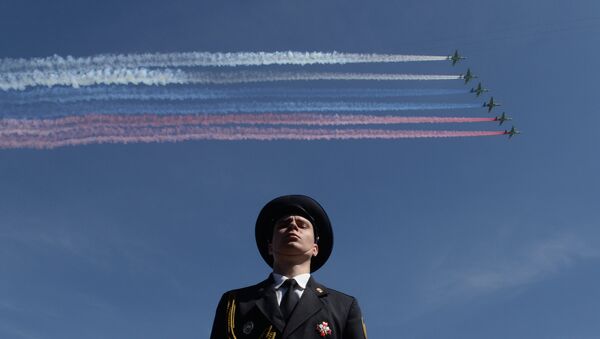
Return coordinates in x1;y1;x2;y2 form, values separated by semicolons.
254;275;286;332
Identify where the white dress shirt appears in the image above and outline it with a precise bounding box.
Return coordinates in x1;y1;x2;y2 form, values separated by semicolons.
271;273;311;305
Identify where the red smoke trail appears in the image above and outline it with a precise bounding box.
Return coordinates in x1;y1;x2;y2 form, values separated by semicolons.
0;125;506;149
0;114;497;131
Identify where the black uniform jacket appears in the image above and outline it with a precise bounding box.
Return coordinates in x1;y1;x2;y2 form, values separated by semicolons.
210;275;367;339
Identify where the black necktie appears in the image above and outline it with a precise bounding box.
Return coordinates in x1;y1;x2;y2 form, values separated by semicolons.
280;279;299;320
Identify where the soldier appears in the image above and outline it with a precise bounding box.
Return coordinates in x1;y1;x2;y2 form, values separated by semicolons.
210;195;367;339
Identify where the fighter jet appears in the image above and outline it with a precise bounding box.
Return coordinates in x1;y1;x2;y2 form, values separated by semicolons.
449;50;466;66
462;68;478;84
470;82;489;97
494;112;512;125
483;97;501;112
504;126;521;139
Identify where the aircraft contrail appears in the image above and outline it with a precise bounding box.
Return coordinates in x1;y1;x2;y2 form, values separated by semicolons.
0;125;506;149
0;68;463;91
0;50;507;149
0;114;497;131
0;68;183;91
0;101;482;118
0;86;466;104
0;51;450;72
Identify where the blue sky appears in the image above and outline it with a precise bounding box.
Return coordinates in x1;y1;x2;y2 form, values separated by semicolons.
1;0;600;338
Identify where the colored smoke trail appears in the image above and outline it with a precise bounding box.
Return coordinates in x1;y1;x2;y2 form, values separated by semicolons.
0;51;450;72
0;125;506;149
0;68;184;91
0;69;462;91
1;101;483;118
1;86;467;104
0;114;497;131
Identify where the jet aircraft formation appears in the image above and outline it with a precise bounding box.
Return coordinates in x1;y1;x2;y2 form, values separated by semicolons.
0;50;522;149
449;50;520;139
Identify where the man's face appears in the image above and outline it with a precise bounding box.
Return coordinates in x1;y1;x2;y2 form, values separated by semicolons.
269;215;319;259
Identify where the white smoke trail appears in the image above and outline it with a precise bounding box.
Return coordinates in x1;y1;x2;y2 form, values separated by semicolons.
0;68;185;91
204;71;462;83
0;68;462;91
0;86;466;104
0;51;450;72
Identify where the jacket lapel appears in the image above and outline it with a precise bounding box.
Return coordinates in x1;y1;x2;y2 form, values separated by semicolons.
282;277;327;337
254;276;286;332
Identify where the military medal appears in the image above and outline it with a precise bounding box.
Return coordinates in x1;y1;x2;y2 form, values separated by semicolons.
316;321;332;337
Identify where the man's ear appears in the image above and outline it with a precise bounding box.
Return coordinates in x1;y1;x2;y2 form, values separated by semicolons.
312;243;319;257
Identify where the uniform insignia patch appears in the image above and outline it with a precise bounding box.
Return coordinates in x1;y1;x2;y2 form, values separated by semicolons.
243;321;254;334
316;321;332;337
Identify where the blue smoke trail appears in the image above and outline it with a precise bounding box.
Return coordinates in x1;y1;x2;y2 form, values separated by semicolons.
1;101;482;119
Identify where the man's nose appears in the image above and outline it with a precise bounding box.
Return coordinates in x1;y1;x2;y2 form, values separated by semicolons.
287;218;300;229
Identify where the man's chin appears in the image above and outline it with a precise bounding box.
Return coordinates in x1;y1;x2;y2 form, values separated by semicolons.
277;247;311;257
